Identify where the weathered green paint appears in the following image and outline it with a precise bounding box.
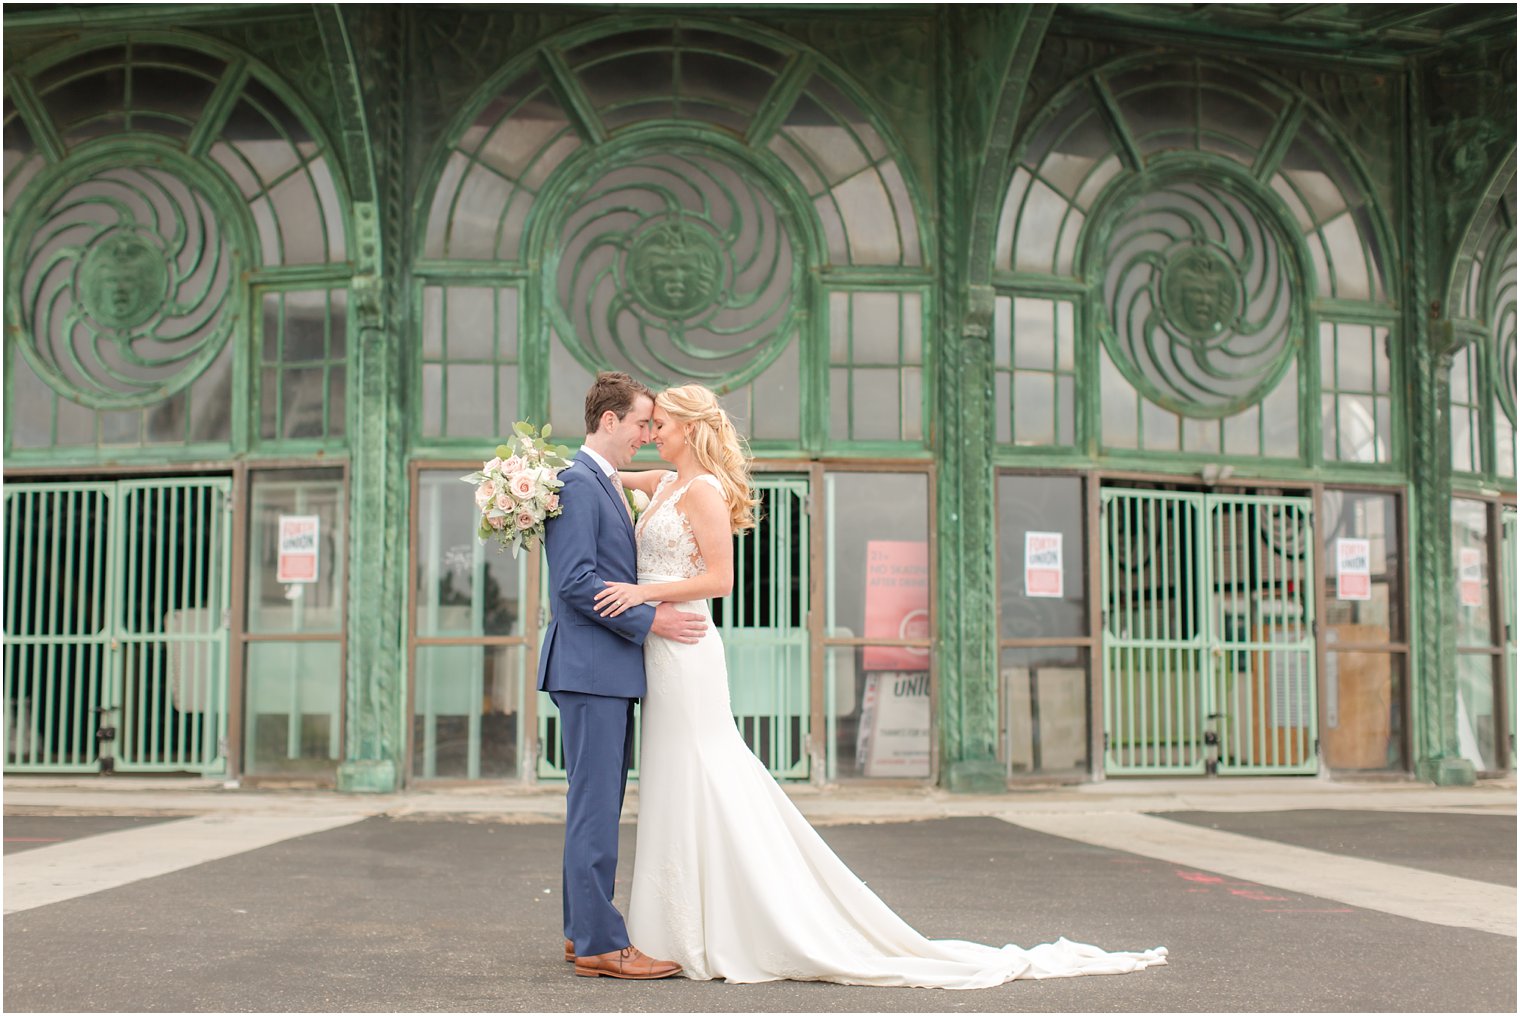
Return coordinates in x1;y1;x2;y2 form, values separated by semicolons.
936;6;1054;792
1100;489;1317;776
2;4;1514;790
331;7;402;793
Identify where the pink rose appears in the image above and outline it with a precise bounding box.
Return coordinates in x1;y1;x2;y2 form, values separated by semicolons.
515;509;537;532
484;456;503;474
474;486;491;510
480;480;495;499
488;514;506;530
546;494;560;513
510;471;537;499
495;493;511;511
502;455;526;474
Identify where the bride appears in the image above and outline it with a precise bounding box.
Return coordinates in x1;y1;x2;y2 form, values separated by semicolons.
595;383;1167;989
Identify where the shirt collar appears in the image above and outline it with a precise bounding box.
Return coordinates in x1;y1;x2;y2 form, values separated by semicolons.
580;445;616;477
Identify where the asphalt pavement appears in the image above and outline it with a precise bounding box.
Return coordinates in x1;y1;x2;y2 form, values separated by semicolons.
2;777;1515;1013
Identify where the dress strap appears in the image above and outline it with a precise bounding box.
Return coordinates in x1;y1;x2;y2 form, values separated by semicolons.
673;473;726;503
696;474;727;501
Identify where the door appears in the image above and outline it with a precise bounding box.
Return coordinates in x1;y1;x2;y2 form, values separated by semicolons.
1100;487;1317;775
536;473;811;780
4;478;233;774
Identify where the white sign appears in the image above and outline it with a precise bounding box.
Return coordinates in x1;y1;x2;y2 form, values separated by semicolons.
1024;531;1063;598
277;515;320;584
1335;538;1372;601
857;672;931;778
1459;547;1484;608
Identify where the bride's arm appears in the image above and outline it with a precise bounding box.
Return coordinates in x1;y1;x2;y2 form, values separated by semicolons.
594;481;732;615
618;468;671;496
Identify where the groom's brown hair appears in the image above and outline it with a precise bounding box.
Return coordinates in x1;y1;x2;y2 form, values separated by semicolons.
584;371;654;435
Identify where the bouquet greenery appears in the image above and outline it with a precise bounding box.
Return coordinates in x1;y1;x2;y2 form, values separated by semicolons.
461;421;572;556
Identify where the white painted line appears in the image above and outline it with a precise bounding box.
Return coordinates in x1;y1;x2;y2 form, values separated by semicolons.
3;813;367;914
1001;812;1517;938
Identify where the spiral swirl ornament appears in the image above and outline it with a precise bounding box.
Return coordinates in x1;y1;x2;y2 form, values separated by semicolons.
12;162;238;410
1098;175;1302;418
1491;233;1516;426
547;145;802;389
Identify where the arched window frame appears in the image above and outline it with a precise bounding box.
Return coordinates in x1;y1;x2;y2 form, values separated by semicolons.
1450;183;1517;485
2;31;356;460
992;52;1402;472
410;16;933;456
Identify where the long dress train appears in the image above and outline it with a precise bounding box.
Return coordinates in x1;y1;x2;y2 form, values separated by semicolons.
626;473;1167;989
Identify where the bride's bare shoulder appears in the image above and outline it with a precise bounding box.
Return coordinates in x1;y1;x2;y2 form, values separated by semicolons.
621;468;672;495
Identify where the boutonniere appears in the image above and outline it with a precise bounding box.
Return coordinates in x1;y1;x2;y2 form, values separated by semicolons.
624;487;650;520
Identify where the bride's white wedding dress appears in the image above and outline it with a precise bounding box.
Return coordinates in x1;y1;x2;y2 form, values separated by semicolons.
625;473;1167;989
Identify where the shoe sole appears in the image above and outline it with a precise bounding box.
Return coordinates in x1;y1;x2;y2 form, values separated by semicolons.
573;967;681;979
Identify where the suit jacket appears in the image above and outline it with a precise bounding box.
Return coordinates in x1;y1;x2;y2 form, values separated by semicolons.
536;448;655;698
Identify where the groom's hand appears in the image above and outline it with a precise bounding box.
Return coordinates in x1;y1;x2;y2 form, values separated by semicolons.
651;602;707;644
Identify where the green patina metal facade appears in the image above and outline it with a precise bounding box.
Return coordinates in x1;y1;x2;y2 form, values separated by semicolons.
3;4;1515;791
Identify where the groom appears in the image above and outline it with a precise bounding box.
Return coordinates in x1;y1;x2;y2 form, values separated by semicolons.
537;371;705;979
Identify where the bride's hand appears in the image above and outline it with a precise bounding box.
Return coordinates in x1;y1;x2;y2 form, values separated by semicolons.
595;581;647;617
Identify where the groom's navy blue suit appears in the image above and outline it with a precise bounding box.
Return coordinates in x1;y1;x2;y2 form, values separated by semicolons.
537;448;655;958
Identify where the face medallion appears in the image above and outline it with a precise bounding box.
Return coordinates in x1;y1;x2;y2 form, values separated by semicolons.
79;231;171;330
626;219;723;320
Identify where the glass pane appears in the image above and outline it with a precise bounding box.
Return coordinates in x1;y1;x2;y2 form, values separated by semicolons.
243;641;341;776
281;367;326;439
745;339;798;441
445;364;495;438
283;291;330;362
246;470;345;634
1012;372;1055;445
1320;490;1403;641
1455;652;1499;772
1334;323;1373;391
1003;645;1090;777
849;368;901;441
1452;499;1491;646
6;349;55;448
446;287;496;360
826;646;930;780
1323;650;1404;771
1013;297;1055;370
413;644;523;780
548;335;595;438
415;470;527;638
997;475;1086;638
825;472;930;638
849;291;902;365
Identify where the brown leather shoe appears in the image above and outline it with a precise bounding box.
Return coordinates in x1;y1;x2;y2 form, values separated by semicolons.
563;939;574;963
573;945;682;980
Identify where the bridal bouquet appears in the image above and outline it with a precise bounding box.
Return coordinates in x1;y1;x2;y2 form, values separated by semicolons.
462;421;573;556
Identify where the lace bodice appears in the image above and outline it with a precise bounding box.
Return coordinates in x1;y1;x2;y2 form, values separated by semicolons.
636;473;724;579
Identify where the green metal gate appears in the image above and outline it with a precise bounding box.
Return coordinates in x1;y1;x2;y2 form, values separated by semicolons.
1101;488;1317;776
4;478;233;774
537;474;811;780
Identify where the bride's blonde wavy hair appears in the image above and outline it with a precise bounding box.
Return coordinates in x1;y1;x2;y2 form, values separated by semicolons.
657;384;759;533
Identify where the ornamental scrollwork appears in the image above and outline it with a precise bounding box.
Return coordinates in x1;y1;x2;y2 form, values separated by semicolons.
546;143;803;389
12;160;238;409
1096;171;1302;419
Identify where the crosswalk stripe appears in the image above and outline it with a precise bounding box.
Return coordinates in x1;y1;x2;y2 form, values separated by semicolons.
1000;811;1516;938
3;813;367;914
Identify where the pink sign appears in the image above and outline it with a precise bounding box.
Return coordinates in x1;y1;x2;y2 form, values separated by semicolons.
1024;531;1063;598
277;515;320;584
1459;547;1484;608
862;540;930;671
1335;538;1371;601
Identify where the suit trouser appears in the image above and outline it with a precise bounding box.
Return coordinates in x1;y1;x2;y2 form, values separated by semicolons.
551;689;636;957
